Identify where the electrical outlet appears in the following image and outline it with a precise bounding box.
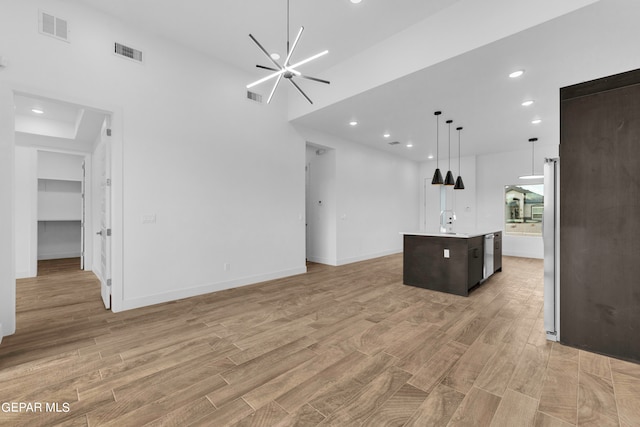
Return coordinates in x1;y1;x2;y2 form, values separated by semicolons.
444;249;450;258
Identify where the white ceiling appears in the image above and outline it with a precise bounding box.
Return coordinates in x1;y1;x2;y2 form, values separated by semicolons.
14;94;107;152
60;0;640;160
75;0;460;75
293;0;640;160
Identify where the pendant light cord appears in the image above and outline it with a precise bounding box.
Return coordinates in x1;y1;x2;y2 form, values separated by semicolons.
458;128;461;174
287;0;290;56
448;122;451;170
527;137;539;175
436;115;439;167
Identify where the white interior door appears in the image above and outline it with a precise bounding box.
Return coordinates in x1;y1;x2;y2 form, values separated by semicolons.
97;121;112;309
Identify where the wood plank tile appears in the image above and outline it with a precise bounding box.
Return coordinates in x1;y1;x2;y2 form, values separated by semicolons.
242;345;350;410
209;347;316;408
442;340;498;394
274;351;368;413
231;401;289;427
579;350;612;379
538;344;579;425
447;386;502;427
316;366;412;426
403;384;465;427
408;341;468;393
507;342;552;399
577;371;618;426
270;404;326;427
189;398;255;427
8;256;630;427
143;397;217;427
474;340;526;397
490;389;538;426
612;370;640;427
361;383;428;427
533;411;574;427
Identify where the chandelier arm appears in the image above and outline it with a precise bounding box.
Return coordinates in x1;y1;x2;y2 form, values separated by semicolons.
267;74;284;104
288;79;313;104
257;65;280;72
249;34;283;70
285;27;304;66
298;74;330;85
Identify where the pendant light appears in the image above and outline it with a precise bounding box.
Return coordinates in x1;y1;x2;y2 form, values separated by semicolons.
519;137;544;179
431;111;444;185
454;126;465;190
444;120;455;185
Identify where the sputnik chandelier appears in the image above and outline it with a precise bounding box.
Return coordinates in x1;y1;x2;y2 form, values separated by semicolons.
246;0;330;104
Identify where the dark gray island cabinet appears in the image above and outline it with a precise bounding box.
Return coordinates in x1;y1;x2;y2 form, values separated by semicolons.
402;231;502;296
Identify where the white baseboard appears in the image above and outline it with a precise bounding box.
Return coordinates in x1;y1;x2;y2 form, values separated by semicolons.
115;266;308;313
16;270;32;279
38;251;81;260
336;248;402;266
503;250;543;259
306;255;337;266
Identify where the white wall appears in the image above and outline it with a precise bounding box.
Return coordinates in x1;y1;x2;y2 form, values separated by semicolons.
297;126;420;265
305;145;337;265
37;221;82;260
14;146;38;278
38;151;84;181
419;156;477;233
0;0;306;326
0;84;16;335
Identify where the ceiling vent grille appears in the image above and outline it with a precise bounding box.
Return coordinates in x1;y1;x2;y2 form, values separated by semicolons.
39;10;69;42
247;91;263;104
388;141;401;145
114;42;143;63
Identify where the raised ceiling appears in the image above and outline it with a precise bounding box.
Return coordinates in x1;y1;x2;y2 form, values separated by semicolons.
70;0;640;160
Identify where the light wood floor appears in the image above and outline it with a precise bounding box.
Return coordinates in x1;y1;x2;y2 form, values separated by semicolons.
2;255;639;426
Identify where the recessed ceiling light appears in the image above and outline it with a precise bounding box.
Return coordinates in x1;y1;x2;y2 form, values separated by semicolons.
270;53;281;60
509;70;525;78
350;0;362;3
349;121;358;126
406;143;413;148
31;108;44;114
531;118;542;124
428;155;434;159
383;133;390;138
521;100;534;107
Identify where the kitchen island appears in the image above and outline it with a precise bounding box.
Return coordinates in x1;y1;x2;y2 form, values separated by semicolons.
402;231;502;296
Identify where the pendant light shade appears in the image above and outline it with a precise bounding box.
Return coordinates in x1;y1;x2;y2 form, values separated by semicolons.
444;120;455;186
519;137;544;179
454;126;465;190
432;111;444;185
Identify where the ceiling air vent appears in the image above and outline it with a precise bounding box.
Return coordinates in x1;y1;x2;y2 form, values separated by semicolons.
388;141;401;146
39;10;69;42
114;42;143;63
247;91;263;104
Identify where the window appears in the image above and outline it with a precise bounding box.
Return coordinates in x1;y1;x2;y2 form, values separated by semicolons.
505;184;543;236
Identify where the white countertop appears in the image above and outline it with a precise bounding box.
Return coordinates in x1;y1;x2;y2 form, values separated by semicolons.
400;231;500;239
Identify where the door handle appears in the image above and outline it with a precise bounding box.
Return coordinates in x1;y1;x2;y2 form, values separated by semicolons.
96;230;103;236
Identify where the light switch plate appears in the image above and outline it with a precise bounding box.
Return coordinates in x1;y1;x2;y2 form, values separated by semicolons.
444;249;450;258
141;214;156;224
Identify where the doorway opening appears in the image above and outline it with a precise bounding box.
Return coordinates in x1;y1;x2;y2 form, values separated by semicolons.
13;92;113;310
305;142;337;266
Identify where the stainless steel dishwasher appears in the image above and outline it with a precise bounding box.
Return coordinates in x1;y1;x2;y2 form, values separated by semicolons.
483;233;494;280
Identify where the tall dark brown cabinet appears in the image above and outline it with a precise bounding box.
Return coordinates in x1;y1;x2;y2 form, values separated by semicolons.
560;68;640;363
